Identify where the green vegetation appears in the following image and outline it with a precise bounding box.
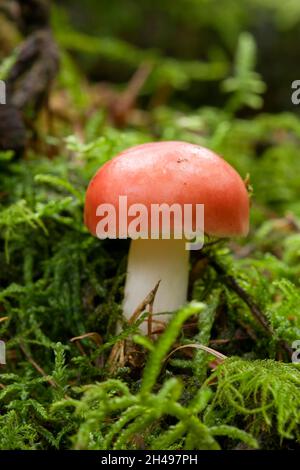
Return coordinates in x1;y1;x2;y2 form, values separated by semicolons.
1;0;300;450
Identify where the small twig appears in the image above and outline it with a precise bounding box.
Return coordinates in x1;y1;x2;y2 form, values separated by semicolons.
107;339;125;372
210;258;272;334
70;332;102;347
129;280;161;325
112;62;152;126
147;283;160;337
72;340;86;357
165;343;227;364
149;319;168;336
120;63;152;109
209;257;293;355
147;309;153;337
20;344;57;388
71;332;104;367
237;318;258;341
209;338;231;345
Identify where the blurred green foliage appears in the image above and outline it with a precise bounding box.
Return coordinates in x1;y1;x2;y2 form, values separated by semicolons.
1;0;300;451
55;0;300;110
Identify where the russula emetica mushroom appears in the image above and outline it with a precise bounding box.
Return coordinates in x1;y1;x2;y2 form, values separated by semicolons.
84;141;249;334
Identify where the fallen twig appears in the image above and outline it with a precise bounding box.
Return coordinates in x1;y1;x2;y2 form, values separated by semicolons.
20;344;58;388
108;281;161;372
165;343;227;364
209;257;293;356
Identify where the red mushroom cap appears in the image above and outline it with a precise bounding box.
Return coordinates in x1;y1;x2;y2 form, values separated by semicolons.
84;141;249;239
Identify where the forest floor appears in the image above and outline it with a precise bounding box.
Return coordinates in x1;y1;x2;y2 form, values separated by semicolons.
1;7;300;450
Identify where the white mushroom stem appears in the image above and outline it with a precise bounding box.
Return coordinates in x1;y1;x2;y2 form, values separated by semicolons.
123;238;190;334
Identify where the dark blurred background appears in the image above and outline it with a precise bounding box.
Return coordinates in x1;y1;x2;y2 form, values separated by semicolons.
54;0;300;113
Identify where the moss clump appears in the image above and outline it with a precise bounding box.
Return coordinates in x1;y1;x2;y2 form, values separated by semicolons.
1;2;300;450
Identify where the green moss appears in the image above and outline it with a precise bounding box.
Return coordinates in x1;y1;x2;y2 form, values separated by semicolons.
1;3;300;450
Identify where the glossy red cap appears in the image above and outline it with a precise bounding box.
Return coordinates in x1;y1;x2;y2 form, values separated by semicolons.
84;141;249;238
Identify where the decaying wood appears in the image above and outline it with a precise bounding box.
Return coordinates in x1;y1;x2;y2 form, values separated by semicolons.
0;104;26;154
7;29;59;112
0;0;59;154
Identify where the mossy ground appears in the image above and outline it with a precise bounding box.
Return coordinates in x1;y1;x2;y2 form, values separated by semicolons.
1;3;300;450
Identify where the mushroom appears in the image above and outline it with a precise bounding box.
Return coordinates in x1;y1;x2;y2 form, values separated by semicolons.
84;141;249;334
